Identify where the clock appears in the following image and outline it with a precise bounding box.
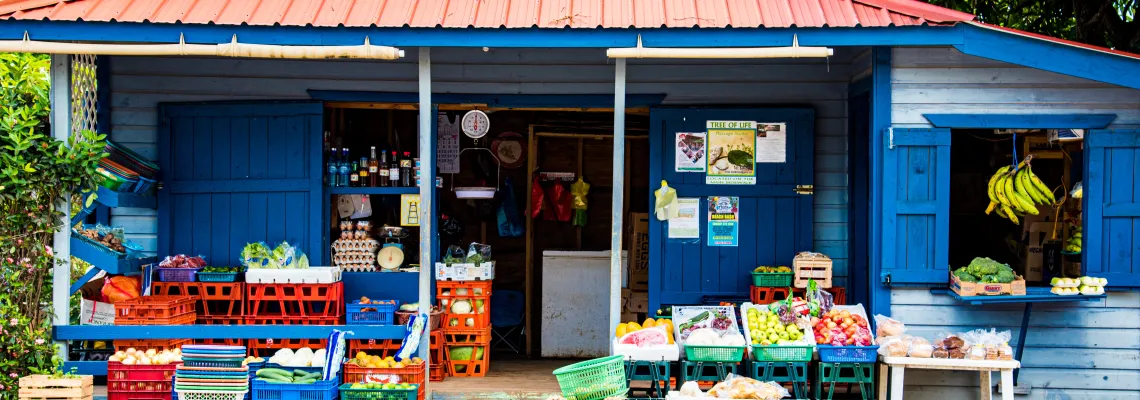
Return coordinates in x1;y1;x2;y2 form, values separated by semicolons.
461;110;491;139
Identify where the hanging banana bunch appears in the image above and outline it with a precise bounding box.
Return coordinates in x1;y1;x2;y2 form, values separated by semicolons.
985;155;1057;224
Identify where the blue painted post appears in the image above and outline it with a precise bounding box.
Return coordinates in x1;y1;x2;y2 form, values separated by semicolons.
869;47;892;317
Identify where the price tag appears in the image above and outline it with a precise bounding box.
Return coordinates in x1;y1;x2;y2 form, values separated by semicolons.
266;339;274;345
368;339;376;345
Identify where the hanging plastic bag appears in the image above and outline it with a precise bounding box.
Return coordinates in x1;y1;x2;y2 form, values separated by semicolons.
530;175;545;219
570;177;590;227
102;275;141;303
551;180;572;222
497;177;525;237
654;180;679;221
349;195;373;219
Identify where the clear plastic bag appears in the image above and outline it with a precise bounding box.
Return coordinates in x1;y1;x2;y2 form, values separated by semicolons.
874;314;906;337
706;373;790;400
443;245;466;265
466;242;492;264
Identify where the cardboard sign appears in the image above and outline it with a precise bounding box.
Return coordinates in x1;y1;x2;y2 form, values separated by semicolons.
79;299;115;325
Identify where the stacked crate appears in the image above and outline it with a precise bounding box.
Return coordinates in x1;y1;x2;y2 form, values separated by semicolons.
107;361;179;400
438;281;491;378
245;281;344;325
151;282;244;324
346;331;446;382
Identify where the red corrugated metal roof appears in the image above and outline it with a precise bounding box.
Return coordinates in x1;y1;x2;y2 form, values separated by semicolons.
0;0;974;28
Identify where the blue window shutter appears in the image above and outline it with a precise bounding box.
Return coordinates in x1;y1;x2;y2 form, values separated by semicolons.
1085;129;1140;287
880;128;951;284
157;101;324;265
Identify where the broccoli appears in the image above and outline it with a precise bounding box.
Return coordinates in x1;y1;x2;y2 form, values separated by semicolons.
966;257;1003;277
981;274;998;283
953;268;979;282
994;270;1018;283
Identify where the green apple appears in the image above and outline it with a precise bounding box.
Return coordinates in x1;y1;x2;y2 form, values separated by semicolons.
773;324;785;333
760;339;772;346
768;333;780;342
778;331;790;340
751;329;762;339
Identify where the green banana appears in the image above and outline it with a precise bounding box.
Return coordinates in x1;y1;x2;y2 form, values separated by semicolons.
1004;174;1030;212
987;166;1010;205
1010;189;1040;215
1027;168;1056;204
1000;204;1020;224
994;174;1014;208
1018;168;1047;205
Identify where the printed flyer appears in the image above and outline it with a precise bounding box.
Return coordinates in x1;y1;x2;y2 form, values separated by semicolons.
755;122;787;163
675;132;707;172
707;196;739;247
706;121;756;185
667;198;701;239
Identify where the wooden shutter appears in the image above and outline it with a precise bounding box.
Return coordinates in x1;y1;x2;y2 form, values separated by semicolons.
880;128;951;284
1085;129;1140;287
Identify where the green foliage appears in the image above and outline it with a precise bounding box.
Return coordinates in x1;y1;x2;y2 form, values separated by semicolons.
0;52;106;399
927;0;1139;53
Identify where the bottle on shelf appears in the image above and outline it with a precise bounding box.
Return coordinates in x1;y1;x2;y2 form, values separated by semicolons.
358;157;370;187
376;149;389;187
389;151;401;187
327;147;339;187
349;161;360;187
339;148;351;187
400;151;414;187
368;147;380;187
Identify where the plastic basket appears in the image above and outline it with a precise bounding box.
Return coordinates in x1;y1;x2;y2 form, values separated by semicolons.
198;272;241;283
751;345;813;362
684;345;745;363
182;358;246;369
346;301;399;325
551;355;628;400
817;345;879;363
158;268;201;282
338;383;418;400
395;310;441;330
251;379;338;400
178;391;248;400
115;295;197;324
751;272;793;287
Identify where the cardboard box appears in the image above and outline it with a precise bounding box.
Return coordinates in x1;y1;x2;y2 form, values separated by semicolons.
950;272;1026;296
79;299;115;325
621;312;645;323
623;289;648;313
1022;222;1054;282
628;213;650;291
434;261;495;281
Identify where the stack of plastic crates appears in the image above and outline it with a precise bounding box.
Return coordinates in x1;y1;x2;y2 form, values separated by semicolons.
114;296;196;325
175;344;249;400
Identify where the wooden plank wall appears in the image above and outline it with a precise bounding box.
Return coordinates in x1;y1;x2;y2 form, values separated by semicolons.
890;47;1140;398
107;47;856;287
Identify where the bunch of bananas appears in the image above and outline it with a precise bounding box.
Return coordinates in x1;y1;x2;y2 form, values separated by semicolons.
1065;224;1082;253
986;156;1056;224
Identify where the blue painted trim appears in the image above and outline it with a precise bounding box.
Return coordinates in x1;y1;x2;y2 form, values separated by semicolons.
0;20;962;47
54;324;407;340
308;106;324;268
96;55;111;135
956;24;1140;90
647;109;664;316
70;236;154;276
930;287;1106;305
330;187;420;195
868;47;891;318
923;113;1117;129
157;107;171;258
429;104;440;308
309;91;668;108
847;86;871;307
90;186;157;208
69;267;101;295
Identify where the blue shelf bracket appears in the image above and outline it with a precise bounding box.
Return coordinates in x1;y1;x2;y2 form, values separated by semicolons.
69;267;102;295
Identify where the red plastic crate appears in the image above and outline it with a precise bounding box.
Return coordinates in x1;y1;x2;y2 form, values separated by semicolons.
243;316;342;325
343;364;427;400
108;378;173;393
429;365;446;382
247;338;328;357
113;339;192;352
152;282;244;320
114;296;196;325
246;282;343;320
749;286;791;304
349;331;442;357
443;342;488;378
437;281;491;330
791;286;847;305
193;338;244;346
108;392;171;400
441;326;491;345
107;362;179;382
198;316;243;325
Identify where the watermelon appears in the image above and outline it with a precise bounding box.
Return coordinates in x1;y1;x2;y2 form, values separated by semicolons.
618;328;668;347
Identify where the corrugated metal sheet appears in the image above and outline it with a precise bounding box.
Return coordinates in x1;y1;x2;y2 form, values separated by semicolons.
0;0;972;28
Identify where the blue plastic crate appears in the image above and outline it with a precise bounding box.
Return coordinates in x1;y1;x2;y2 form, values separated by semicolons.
816;345;879;363
252;378;339;400
198;272;241;282
346;301;399;325
262;363;325;376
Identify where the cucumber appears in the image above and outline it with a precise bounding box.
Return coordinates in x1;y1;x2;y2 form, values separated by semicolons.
292;378;317;384
293;370;309;377
256;369;294;381
256;377;293;384
304;372;323;380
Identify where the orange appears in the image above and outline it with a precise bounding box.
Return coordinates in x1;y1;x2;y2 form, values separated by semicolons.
643;318;656;329
616;324;628;338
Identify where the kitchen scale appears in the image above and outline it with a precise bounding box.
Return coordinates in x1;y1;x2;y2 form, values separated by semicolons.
453;110;500;199
376;226;410;271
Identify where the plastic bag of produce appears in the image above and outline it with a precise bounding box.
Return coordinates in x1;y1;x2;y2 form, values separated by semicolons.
465;242;492;264
874;314;906;337
102;275;141;303
706;374;789;400
806;280;833;316
443;245;466;265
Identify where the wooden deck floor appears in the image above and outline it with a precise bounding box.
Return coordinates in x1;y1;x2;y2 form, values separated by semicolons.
431;358;570;399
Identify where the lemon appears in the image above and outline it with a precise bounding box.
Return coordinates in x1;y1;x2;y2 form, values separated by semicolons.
616;324;628;338
643;318;656;329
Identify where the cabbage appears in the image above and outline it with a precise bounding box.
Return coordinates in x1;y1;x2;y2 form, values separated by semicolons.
686;328;720;346
717;332;746;347
451;300;473;314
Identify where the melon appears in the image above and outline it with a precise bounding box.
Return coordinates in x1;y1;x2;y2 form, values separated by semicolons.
618;327;668;347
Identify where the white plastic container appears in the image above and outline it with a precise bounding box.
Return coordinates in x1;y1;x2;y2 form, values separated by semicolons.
435;261;495;281
612;337;680;361
245;267;341;284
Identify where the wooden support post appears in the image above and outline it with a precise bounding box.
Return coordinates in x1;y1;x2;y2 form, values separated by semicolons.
50;54;72;357
609;59;627;339
416;46;433;396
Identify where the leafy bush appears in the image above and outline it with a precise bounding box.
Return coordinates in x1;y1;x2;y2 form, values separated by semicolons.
0;53;106;398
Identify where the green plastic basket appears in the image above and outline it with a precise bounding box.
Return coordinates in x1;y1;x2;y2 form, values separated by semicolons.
338;383;417;400
685;345;745;362
752;345;813;362
552;355;628;400
751;271;793;287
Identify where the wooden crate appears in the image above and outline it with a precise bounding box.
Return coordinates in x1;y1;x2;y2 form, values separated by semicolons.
18;375;93;400
793;252;832;288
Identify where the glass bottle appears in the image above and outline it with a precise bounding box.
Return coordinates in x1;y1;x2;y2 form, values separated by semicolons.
338;148;351;187
326;147;339;187
400;151;413;187
376;150;389;187
368;147;379;187
389;151;401;187
349;161;360;187
358;157;370;187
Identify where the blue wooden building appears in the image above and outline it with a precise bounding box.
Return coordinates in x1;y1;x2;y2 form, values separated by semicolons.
3;0;1138;398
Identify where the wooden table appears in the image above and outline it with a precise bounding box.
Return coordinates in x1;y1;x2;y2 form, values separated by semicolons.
878;357;1020;400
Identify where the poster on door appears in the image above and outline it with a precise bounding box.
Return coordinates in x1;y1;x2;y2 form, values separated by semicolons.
437;113;460;174
667;198;701;239
400;194;421;226
675;132;707;172
707;196;739;247
755;122;787;163
706;121;756;185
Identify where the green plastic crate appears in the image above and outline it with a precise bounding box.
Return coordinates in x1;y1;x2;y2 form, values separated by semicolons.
552;355;628;400
751;271;793;287
751;345;813;362
684;345;745;363
338;383;417;400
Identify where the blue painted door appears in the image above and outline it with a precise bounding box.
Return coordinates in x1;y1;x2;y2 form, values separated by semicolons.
1085;129;1140;287
648;108;814;309
879;128;951;284
158;102;324;266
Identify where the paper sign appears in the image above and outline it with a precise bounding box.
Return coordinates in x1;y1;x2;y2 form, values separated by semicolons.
668;198;701;239
708;196;739;247
400;194;421;226
437;113;460;174
756;123;787;163
706;121;756;185
79;299;115;325
675;132;707;172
